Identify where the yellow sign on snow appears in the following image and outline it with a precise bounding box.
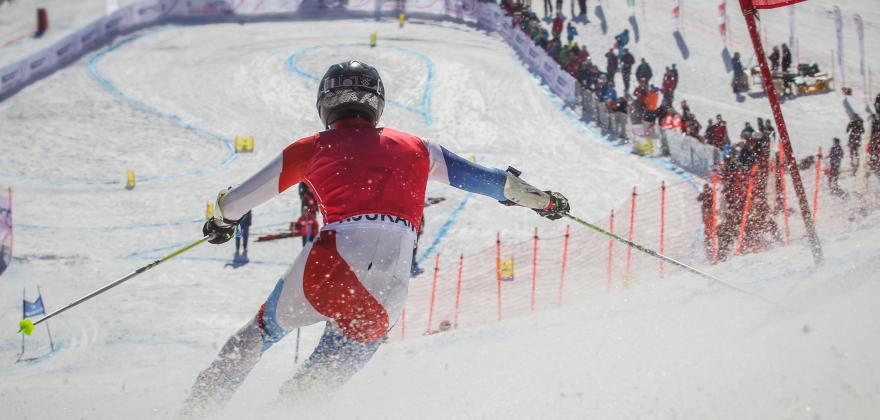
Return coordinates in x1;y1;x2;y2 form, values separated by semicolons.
500;257;515;281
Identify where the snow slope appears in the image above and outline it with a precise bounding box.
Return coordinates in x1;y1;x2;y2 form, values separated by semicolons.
0;1;879;419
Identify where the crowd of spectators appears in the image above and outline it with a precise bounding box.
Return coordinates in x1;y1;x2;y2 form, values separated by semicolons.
497;1;880;263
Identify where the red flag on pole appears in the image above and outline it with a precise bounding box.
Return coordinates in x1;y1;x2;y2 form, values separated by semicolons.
752;0;806;9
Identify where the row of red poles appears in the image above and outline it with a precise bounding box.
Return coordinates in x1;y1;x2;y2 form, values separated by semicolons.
401;151;838;338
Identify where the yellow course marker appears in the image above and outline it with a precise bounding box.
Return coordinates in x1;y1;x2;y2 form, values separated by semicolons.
19;319;35;336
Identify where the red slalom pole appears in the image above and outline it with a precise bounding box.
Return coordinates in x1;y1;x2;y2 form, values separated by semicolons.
711;169;719;263
401;307;406;340
496;232;502;321
607;209;614;292
659;181;666;277
530;227;539;313
779;153;791;246
625;186;637;285
813;147;822;225
426;253;440;333
453;253;463;329
736;165;759;256
738;0;823;265
558;225;570;306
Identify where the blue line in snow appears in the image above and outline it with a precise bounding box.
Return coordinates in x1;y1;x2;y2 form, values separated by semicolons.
86;32;237;183
285;43;434;126
417;192;474;264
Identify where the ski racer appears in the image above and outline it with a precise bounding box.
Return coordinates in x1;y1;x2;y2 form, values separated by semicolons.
180;60;570;415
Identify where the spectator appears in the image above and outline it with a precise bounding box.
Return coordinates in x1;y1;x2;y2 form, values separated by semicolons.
293;210;320;246
298;182;318;215
552;13;564;39
704;118;715;142
620;49;635;94
846;113;865;174
768;46;780;72
635;58;653;84
697;184;715;261
559;44;571;66
235;210;252;256
731;52;746;93
604;49;618;79
661;66;677;107
670;64;678;85
566;21;578;46
709;114;731;150
614;29;630;57
875;93;880;114
828;137;844;196
611;97;629;142
740;122;755;143
781;43;792;73
868;113;880;179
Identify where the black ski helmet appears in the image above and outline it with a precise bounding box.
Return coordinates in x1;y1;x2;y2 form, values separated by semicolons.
316;60;385;128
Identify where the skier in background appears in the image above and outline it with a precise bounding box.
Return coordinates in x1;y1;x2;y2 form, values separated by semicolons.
181;60;570;416
234;210;252;257
828;138;844;196
846;113;865;175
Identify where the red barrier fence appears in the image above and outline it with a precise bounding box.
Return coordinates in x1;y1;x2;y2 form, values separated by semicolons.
392;171;880;342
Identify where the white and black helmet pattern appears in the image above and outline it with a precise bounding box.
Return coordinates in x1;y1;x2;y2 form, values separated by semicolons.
317;60;385;128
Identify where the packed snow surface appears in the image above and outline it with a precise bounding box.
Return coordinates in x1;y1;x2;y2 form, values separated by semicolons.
1;1;879;419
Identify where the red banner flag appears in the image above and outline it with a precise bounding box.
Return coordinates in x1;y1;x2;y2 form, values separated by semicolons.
752;0;806;9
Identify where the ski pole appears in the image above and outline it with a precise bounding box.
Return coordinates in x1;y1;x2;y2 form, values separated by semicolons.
18;235;213;335
562;213;776;305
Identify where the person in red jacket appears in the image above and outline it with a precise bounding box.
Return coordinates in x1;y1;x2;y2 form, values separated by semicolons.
552;13;564;40
180;61;571;416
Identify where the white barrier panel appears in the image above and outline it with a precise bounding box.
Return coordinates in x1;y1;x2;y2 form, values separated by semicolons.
132;0;165;25
666;130;718;178
164;0;233;16
0;187;11;276
512;30;530;54
497;16;513;40
77;19;106;52
24;47;54;80
52;32;81;65
551;70;576;105
538;53;555;81
526;43;544;70
477;1;495;28
104;6;134;36
0;61;26;96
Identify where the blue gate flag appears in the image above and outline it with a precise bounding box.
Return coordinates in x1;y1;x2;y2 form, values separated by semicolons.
23;295;45;318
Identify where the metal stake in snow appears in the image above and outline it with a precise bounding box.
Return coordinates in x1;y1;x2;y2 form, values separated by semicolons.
563;213;776;305
737;0;823;266
18;235;213;335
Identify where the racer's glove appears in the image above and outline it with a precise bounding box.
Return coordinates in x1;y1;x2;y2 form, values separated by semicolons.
534;191;570;221
203;217;236;244
202;187;238;244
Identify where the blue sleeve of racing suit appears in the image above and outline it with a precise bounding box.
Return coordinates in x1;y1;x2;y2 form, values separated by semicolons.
438;146;508;202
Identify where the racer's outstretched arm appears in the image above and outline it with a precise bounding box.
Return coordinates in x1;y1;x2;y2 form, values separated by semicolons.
424;141;569;219
204;137;316;243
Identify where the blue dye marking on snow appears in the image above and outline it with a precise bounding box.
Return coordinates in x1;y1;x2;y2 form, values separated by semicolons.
417;192;474;264
285;44;434;126
415;156;486;264
86;32;237;182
